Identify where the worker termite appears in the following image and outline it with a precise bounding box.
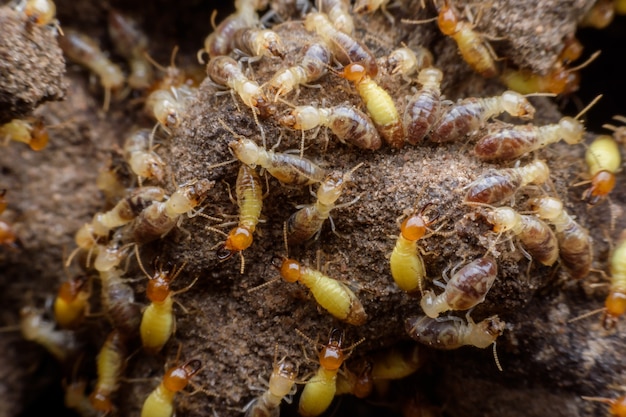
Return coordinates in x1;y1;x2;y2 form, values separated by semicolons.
483;206;559;267
319;0;354;34
582;394;626;417
403;67;444;145
0;117;49;151
285;163;363;244
405;314;505;350
383;45;434;80
580;0;615;29
599;230;626;330
53;274;91;329
243;354;298;417
231;28;286;60
206;55;275;119
265;42;332;100
529;196;593;280
123;129;167;184
389;204;440;295
89;329;127;413
429;90;536;143
369;342;423;396
15;0;62;33
335;360;374;399
229;137;326;186
58;28;125;111
108;9;154;90
580;134;621;205
420;256;498;318
463;159;550;205
340;62;403;148
141;358;206;417
145;85;196;132
354;0;394;23
304;12;378;77
279;104;382;150
99;267;141;335
297;328;364;417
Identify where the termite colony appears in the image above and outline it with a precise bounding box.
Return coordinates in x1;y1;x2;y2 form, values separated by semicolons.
1;0;626;416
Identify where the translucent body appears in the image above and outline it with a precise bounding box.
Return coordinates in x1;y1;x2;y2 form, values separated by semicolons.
437;2;497;78
286;166;361;244
464;160;550;204
529;196;592;279
385;46;434;78
583;135;621;204
403;68;443;145
229;138;326;185
244;359;298;417
265;42;331;99
232;28;285;58
421;257;498;318
429;90;536;143
90;330;127;412
123;129;166;182
141;359;202;417
304;12;378;77
486;207;559;266
145;84;197;130
341;63;402;148
474;117;584;161
0;118;49;150
54;275;90;328
319;0;354;34
99;268;141;335
603;231;626;329
108;9;154;89
278;258;367;325
201;0;259;59
279;104;381;150
405;314;505;350
389;213;430;294
19;306;78;362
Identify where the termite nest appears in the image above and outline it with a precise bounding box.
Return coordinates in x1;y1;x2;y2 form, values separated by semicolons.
1;1;626;417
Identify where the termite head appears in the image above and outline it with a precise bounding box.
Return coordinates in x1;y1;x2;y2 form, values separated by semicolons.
229;139;260;166
558;116;584;144
29;119;49;151
163;359;202;392
275;257;302;283
223;226;254;253
169;179;213;213
400;203;438;241
486;207;518;233
317;172;345;205
258;30;285;58
583;171;616;205
89;391;113;413
319;328;345;371
24;0;56;25
603;291;626;330
270;358;298;396
475;315;506;346
559;36;584;65
501;91;535;120
57;275;88;303
340;63;368;84
417;67;443;86
528;196;562;221
146;271;172;303
548;68;580;95
437;1;458;36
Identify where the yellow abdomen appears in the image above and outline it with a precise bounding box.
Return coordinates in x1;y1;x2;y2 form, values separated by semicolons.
140;297;174;352
390;237;426;294
141;384;175;417
357;79;398;128
298;367;337;417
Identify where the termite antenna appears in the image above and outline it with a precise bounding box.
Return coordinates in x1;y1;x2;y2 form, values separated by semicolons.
575;94;602;120
493;341;503;372
247;277;281;293
401;16;438;24
567;307;606;323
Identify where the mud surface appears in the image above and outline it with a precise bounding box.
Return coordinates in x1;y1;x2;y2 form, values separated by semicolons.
1;1;625;417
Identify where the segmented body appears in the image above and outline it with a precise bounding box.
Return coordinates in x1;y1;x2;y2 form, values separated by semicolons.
405;315;505;349
403;68;443;145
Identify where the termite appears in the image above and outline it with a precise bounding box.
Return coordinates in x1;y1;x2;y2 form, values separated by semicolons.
383;45;434;79
429;90;536;143
123;129;167;183
206;55;275;118
243;354;298;417
99;267;141;335
265;42;331;100
58;28;125;111
580;0;615;29
354;0;394;22
370;343;423;391
17;306;79;362
229;137;326;185
335;360;374;399
389;204;439;295
319;0;354;34
279;104;382;150
420;256;498;318
601;230;626;330
63;378;98;417
231;28;286;60
403;67;444;145
405;314;505;350
304;12;378;77
145;85;196;132
529;196;593;280
141;358;205;417
16;0;62;33
107;9;154;90
340;62;403;148
285;163;363;244
89;329;127;413
53;274;91;329
581;134;621;205
463;159;551;205
484;206;559;267
297;328;364;417
582;394;626;417
0;118;49;151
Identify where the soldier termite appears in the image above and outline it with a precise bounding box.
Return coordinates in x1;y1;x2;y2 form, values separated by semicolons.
474;96;601;162
463;159;551;205
228;137;326;186
403;67;444;145
580;133;621;205
285;163;363;244
107;9;154;90
335;360;374;399
420;256;498;318
428;90;536;143
123;129;167;184
318;0;354;34
265;42;332;101
405;313;505;350
601;230;626;330
141;359;206;417
304;12;378;77
58;28;125;112
89;329;127;413
53;274;91;329
297;328;364;417
0;118;49;151
340;62;403;148
529;196;593;280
